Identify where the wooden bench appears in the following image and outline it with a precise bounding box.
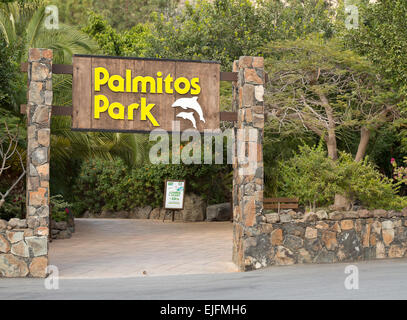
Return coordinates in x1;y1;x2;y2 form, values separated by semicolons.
264;197;299;213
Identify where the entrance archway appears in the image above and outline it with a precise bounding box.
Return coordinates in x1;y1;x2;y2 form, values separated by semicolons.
1;49;265;277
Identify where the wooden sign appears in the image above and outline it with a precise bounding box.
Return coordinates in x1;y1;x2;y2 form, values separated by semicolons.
164;180;186;210
72;55;220;132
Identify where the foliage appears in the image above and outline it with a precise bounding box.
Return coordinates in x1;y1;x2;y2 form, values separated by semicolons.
48;0;179;31
82;0;334;69
0;2;97;64
50;116;152;197
336;152;404;210
264;37;399;161
341;0;407;97
278;144;339;210
147;0;334;67
50;194;71;222
81;12;152;56
263;126;317;196
277;144;406;210
0;38;24;113
0;119;26;211
72;158;231;214
0;192;24;220
392;157;407;186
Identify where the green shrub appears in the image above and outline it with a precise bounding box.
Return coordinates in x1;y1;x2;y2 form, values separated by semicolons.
72;158;231;214
336;153;406;210
50;195;72;222
277;144;407;210
0;193;25;221
72;158;129;214
278;144;339;209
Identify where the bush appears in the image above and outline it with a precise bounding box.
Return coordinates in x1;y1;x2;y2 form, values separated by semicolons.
337;153;407;210
50;195;72;222
0;193;25;221
72;158;232;214
277;144;407;210
278;144;339;209
83;0;334;69
72;158;129;214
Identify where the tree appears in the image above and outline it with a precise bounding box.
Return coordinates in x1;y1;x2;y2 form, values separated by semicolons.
146;0;334;68
342;0;407;97
0;38;24;113
0;2;96;64
82;0;334;69
265;37;399;163
47;0;180;31
81;12;152;57
0;121;25;208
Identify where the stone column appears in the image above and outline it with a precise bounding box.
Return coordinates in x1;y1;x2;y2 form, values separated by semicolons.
232;56;268;271
25;48;52;276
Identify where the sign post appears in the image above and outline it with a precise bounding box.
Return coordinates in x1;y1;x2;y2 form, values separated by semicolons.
163;180;186;221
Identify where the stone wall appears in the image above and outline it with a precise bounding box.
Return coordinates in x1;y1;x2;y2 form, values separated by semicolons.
0;218;48;277
242;208;407;269
50;216;75;240
0;48;52;278
83;193;208;222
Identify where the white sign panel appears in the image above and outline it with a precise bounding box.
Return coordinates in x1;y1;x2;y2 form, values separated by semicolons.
164;180;185;210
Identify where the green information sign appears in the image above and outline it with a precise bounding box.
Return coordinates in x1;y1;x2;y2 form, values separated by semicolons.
164;180;186;210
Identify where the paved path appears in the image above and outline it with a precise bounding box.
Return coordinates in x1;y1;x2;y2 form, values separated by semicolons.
1;258;407;299
49;219;237;279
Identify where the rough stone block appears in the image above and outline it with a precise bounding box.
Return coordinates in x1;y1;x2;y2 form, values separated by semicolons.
25;236;48;257
29;256;48;277
206;203;232;221
0;254;29;277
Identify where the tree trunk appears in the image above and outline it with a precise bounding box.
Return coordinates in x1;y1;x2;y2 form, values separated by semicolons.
319;93;347;207
327;130;338;161
355;127;370;162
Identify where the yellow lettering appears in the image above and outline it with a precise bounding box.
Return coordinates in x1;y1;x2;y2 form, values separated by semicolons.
164;74;173;94
94;67;109;91
140;98;159;126
94;95;109;119
108;75;125;92
126;70;132;92
108;102;125;120
156;72;163;94
174;77;191;95
127;103;139;120
133;76;156;93
190;77;201;95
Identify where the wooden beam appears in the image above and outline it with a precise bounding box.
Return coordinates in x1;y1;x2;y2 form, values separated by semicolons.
264;204;299;210
21;64;266;83
220;72;238;82
20;105;72;116
264;197;299;203
20;63;73;75
220;111;237;121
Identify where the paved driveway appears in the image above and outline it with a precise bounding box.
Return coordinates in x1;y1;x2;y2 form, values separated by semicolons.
2;258;407;299
49;219;236;279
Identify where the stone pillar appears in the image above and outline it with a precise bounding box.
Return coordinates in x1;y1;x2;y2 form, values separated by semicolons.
232;56;267;271
25;48;52;276
0;49;51;278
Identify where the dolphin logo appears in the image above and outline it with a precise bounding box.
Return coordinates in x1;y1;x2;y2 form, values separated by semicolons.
172;97;205;123
176;112;197;129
